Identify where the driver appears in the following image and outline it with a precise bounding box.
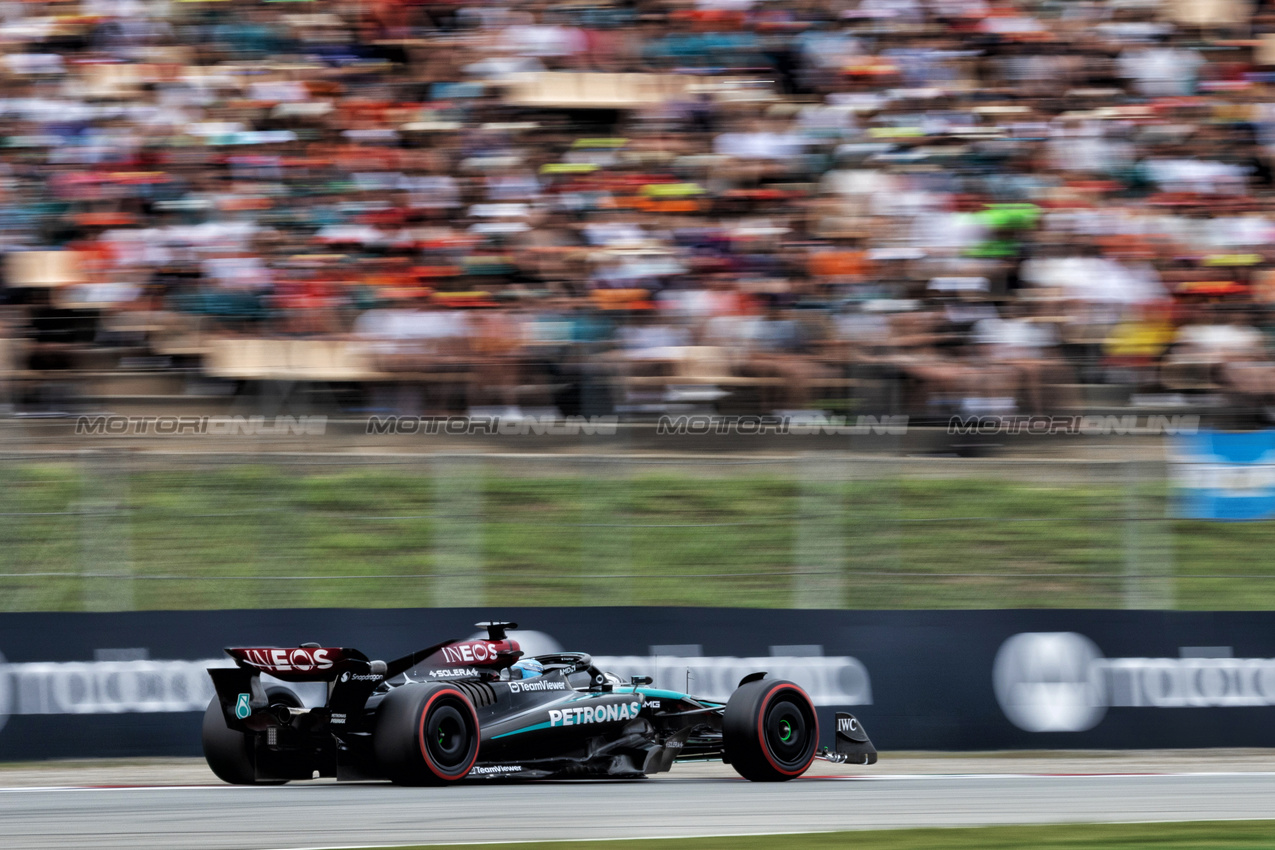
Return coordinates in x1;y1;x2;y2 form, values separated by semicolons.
507;658;544;680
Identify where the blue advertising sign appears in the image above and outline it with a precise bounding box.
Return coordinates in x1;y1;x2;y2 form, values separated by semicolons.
1174;429;1275;520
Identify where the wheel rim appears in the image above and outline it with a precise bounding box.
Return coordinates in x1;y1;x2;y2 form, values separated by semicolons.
764;698;813;768
425;704;471;769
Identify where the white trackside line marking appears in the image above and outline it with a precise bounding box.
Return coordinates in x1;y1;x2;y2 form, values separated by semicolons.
257;832;852;850
255;817;1275;850
6;771;1275;793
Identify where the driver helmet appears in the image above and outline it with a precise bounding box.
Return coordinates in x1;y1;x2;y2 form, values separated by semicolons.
509;658;544;680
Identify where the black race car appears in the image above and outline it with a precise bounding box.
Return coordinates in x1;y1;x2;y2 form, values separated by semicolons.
203;622;877;785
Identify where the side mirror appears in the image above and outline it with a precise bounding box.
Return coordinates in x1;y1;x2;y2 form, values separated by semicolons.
630;675;653;686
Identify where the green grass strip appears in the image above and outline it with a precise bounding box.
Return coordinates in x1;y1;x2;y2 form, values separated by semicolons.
2;460;1273;611
314;821;1275;850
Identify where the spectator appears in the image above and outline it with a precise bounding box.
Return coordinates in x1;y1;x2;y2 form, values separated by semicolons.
4;0;1275;422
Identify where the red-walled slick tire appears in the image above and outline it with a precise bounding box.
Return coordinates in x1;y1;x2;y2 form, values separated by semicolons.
723;679;819;782
374;683;480;786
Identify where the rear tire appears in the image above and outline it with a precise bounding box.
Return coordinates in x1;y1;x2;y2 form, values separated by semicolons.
201;687;301;786
723;679;818;782
374;683;480;786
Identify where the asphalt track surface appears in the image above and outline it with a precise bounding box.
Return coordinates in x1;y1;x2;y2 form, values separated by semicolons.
4;772;1275;850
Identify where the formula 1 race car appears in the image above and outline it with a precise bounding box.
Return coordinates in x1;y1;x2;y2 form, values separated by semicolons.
202;622;877;785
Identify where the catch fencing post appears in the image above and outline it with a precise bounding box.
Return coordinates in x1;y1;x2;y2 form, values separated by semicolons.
793;452;846;608
1124;458;1173;609
430;453;485;606
79;448;135;611
579;456;632;605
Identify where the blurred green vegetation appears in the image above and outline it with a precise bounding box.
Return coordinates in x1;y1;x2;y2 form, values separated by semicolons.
0;458;1271;611
316;821;1275;850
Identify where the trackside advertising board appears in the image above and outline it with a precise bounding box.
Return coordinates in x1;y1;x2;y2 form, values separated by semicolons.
1;608;1275;760
1173;429;1275;520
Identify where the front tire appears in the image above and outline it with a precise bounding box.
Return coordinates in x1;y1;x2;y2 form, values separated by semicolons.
723;679;819;782
374;683;480;786
201;687;301;785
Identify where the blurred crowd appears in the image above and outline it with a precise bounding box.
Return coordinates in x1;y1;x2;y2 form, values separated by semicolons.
7;0;1275;418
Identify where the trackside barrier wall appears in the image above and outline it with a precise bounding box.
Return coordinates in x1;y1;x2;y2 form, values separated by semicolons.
1;608;1275;761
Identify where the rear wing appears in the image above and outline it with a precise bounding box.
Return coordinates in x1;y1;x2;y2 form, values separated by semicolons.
210;645;388;730
224;646;375;681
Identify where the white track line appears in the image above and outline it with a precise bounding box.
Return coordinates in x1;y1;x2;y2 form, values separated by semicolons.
260;831;851;850
4;771;1275;793
256;818;1275;850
